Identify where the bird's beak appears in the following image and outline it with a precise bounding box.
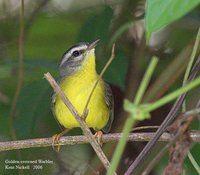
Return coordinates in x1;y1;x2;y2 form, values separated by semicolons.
87;39;100;50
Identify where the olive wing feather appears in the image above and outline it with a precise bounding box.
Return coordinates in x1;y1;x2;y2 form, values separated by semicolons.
102;81;114;133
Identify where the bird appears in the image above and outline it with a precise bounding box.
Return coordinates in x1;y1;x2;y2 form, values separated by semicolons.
52;39;114;147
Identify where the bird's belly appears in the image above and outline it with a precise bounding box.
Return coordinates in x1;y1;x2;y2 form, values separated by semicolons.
54;78;109;130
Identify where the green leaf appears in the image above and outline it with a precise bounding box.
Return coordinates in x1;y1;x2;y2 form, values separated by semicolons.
14;79;52;139
145;0;200;37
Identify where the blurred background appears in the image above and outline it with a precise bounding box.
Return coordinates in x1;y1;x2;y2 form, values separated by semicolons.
0;0;199;174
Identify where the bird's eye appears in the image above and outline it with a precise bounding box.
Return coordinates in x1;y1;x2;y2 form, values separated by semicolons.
72;50;80;57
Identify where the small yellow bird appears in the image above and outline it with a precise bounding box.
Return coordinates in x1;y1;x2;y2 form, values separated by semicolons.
52;40;114;144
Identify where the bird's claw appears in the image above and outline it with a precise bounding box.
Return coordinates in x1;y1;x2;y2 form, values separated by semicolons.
94;131;103;146
52;133;62;152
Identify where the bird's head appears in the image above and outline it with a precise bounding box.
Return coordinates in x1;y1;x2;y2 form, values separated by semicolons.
59;39;99;77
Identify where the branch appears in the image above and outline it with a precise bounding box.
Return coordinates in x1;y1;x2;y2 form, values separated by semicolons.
44;73;113;173
0;131;199;152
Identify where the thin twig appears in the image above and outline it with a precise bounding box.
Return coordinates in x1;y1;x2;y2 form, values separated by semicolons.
131;126;159;132
44;73;114;174
182;27;200;111
83;44;115;117
108;57;159;175
10;0;24;119
0;131;199;152
8;1;24;174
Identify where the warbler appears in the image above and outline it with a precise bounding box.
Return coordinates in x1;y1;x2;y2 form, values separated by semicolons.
52;40;114;144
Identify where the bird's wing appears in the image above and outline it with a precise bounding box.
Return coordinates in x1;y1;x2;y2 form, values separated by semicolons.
102;81;114;133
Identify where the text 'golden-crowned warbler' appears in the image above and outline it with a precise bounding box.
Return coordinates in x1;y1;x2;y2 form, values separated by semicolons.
52;40;114;145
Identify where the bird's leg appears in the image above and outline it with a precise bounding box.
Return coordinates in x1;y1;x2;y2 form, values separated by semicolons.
52;128;70;152
94;131;103;146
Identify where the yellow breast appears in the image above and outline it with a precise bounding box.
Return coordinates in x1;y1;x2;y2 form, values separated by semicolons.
54;50;109;130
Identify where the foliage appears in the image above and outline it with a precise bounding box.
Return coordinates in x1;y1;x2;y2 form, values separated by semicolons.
145;0;200;39
0;0;200;175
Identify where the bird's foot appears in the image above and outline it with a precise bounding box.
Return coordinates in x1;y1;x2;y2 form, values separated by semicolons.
52;129;69;152
94;131;103;146
52;133;62;152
